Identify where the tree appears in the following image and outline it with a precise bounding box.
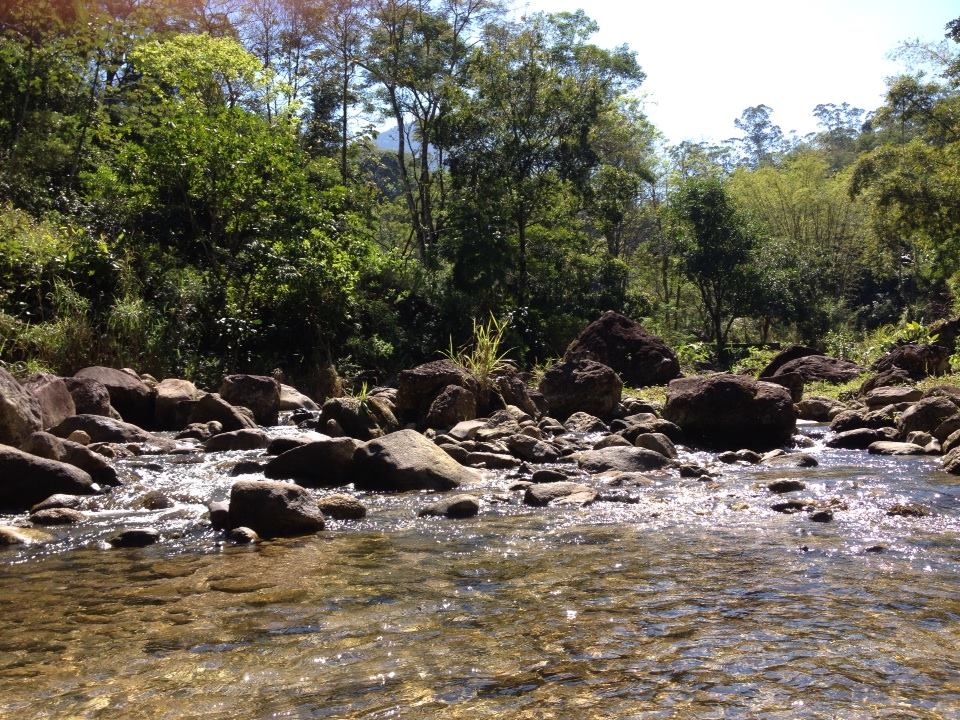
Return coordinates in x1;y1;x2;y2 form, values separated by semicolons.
734;104;784;168
672;175;758;362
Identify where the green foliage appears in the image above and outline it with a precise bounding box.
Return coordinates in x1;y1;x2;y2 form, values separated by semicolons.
731;346;779;376
674;341;712;374
443;315;512;390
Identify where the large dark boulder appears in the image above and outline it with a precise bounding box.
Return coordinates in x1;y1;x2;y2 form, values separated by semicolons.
74;367;155;427
227;480;325;537
21;374;75;430
872;344;951;380
425;385;477;430
49;414;173;450
395;360;479;423
62;377;113;416
662;373;796;450
491;369;539;418
858;368;913;396
154;378;200;430
21;431;118;486
0;367;43;447
758;345;823;379
204;429;269;452
773;355;864;384
0;445;95;511
538;359;622;420
564;311;680;387
576;446;671;473
264;438;359;486
898;397;959;437
188;393;258;432
353;429;479;492
218;374;280;426
319;396;399;440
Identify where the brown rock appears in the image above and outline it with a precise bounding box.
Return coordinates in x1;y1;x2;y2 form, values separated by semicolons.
21;373;75;430
538;359;622;420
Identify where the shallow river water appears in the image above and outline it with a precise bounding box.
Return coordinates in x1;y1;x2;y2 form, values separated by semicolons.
2;424;960;719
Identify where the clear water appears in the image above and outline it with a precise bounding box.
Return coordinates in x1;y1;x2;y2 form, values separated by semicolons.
1;425;959;718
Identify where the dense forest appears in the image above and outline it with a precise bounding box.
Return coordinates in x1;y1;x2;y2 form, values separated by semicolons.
1;0;959;394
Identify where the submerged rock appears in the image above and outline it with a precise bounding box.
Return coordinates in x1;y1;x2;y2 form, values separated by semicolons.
523;481;597;507
316;494;367;520
109;528;161;548
418;494;480;519
576;446;670;473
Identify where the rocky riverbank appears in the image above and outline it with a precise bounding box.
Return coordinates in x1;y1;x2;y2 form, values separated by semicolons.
2;313;959;555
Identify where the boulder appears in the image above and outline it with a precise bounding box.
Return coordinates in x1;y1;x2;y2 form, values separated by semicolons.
761;452;818;468
227;479;325;537
109;528;161;548
538;359;622;420
827;428;884;450
576;446;671;473
523;481;597;507
0;526;52;546
868;441;927;456
425;384;477;429
758;345;822;379
62;376;113;416
353;429;479;492
20;374;75;430
491;370;539;418
0;445;95;511
864;386;922;408
662;374;796;450
563;311;681;387
768;479;806;493
829;408;896;433
188;393;258;432
279;384;319;412
564;412;608;434
464;451;520;469
30;507;85;525
897;397;959;437
0;367;43;447
154;379;200;430
74;366;155;427
319;395;399;440
218;374;280;426
942;447;960;474
316;494;367;520
21;431;118;486
396;360;479;423
49;414;172;449
872;343;951;379
859;368;913;396
204;429;269;452
773;355;864;383
176;420;223;442
263;438;359;486
504;434;560;463
30;493;85;512
764;371;804;403
265;433;327;455
418;494;481;519
796;396;846;422
632;432;677;458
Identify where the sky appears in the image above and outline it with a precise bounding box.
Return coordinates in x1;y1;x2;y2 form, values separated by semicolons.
522;0;958;145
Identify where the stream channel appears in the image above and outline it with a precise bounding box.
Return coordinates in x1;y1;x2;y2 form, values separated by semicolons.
1;422;959;718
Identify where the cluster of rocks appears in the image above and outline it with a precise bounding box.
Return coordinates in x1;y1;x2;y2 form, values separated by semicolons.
3;310;956;551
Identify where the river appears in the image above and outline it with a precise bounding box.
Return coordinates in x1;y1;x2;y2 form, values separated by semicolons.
1;424;959;718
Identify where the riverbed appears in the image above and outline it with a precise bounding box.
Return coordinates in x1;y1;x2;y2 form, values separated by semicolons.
1;425;959;718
